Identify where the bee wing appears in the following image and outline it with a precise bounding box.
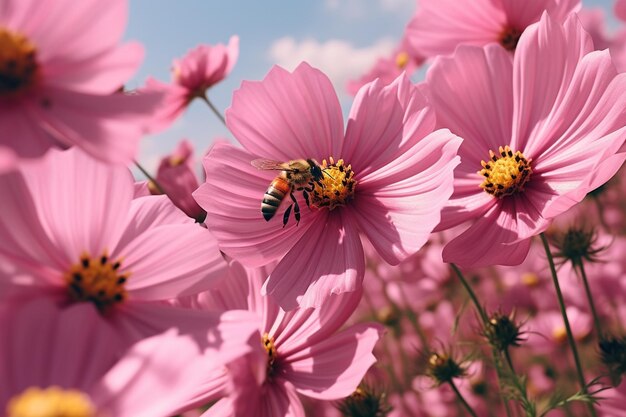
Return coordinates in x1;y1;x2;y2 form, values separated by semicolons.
251;159;288;171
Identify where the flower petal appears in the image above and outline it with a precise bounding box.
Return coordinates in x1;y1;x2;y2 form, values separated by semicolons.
0;106;58;160
284;323;383;400
0;299;121;406
426;43;514;167
273;290;363;358
442;202;533;268
512;12;593;156
353;129;462;264
406;0;506;58
263;211;364;310
226;62;343;161
342;74;437;178
26;87;162;165
18;148;132;267
115;195;192;251
92;329;230;417
120;224;227;300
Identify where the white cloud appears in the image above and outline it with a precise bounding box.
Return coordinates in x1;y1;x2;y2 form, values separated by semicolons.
379;0;414;11
324;0;414;16
268;37;395;96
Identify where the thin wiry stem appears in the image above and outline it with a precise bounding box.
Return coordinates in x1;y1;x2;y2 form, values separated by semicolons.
450;263;513;417
450;263;488;323
578;262;603;339
540;233;597;417
449;379;479;417
504;348;516;375
134;160;165;194
201;94;226;126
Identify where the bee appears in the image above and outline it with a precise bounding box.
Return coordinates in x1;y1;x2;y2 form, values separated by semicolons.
251;158;325;227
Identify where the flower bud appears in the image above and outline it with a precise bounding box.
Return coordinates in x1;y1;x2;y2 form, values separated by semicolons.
550;226;605;267
483;311;525;352
336;384;392;417
425;351;466;385
599;336;626;385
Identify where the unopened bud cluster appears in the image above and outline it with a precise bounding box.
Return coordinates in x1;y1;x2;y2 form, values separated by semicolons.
337;385;392;417
483;312;525;352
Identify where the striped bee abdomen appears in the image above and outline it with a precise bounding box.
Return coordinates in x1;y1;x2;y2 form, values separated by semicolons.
261;177;291;221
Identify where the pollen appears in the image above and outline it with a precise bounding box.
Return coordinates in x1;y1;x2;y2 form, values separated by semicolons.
169;155;185;166
521;272;540;287
478;145;532;198
552;326;568;344
0;28;39;98
395;51;410;69
499;26;522;51
262;333;278;377
64;252;128;311
310;157;357;210
7;386;96;417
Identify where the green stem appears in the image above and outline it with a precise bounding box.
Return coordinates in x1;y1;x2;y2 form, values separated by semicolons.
201;94;226;126
134;160;166;195
578;262;603;339
449;379;479;417
539;233;597;417
504;348;516;375
451;263;488;323
362;290;403;392
450;264;513;417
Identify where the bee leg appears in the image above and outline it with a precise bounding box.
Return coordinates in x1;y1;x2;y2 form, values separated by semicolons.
282;204;293;228
290;191;301;225
303;190;311;209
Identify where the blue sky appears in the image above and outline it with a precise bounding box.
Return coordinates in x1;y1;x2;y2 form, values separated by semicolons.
125;0;617;171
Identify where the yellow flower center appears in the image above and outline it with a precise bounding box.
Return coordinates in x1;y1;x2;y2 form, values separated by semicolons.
168;155;185;167
0;28;39;98
310;157;357;210
395;51;410;69
478;146;532;198
521;272;540;287
7;386;96;417
552;326;568;344
64;253;128;311
262;333;277;377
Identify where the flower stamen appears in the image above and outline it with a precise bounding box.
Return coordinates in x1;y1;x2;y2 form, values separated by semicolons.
7;386;96;417
64;252;128;311
310;157;357;210
499;26;522;51
478;145;532;198
0;28;39;98
262;333;277;377
395;51;410;69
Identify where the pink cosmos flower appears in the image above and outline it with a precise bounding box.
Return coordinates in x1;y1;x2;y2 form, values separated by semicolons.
426;13;626;268
526;307;591;353
0;299;250;417
151;139;206;222
346;35;424;96
0;147;250;348
577;8;612;51
144;36;239;132
0;0;162;165
406;0;580;57
616;0;626;21
193;63;462;309
178;261;383;417
602;380;626;417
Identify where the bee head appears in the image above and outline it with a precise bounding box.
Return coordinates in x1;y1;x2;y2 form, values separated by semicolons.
307;159;324;180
